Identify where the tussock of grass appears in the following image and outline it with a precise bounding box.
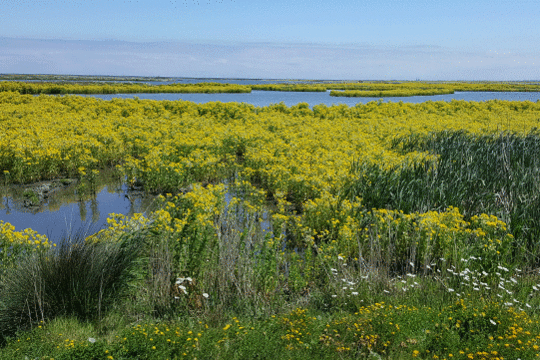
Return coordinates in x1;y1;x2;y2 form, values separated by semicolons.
0;231;143;341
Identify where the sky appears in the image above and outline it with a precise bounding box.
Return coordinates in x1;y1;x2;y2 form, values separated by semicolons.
1;0;539;80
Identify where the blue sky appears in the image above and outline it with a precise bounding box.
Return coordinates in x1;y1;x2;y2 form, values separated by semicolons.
1;0;539;80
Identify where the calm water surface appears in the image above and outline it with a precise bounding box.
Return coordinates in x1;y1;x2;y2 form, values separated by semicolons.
0;183;156;241
4;90;540;239
80;91;540;107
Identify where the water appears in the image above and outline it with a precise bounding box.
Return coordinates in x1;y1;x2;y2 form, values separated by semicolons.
0;183;156;241
4;88;540;239
79;90;540;108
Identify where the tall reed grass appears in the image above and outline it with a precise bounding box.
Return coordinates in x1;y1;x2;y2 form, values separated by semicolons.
343;130;540;265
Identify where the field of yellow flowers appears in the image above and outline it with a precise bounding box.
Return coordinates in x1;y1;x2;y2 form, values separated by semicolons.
2;89;540;358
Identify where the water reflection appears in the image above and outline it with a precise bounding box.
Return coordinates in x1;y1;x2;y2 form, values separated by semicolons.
0;184;157;242
78;199;87;223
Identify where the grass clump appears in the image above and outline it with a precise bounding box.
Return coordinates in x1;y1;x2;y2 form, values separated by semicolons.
0;231;143;341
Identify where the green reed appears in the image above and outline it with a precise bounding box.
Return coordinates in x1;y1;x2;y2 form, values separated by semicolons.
343;130;540;266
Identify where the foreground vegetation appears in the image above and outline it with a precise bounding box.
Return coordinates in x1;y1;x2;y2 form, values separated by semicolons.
2;91;540;358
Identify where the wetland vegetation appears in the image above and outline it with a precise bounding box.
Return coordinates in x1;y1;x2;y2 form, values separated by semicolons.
1;83;540;358
3;79;540;96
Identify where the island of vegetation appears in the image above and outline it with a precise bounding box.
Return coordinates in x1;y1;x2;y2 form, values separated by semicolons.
2;78;540;96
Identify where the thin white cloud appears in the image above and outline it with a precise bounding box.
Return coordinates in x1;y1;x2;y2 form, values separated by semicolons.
1;37;538;80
